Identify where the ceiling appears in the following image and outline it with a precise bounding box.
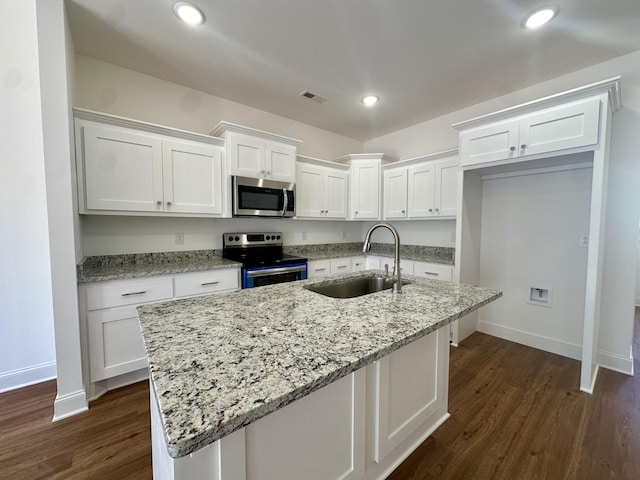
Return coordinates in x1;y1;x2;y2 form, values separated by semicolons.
65;0;640;141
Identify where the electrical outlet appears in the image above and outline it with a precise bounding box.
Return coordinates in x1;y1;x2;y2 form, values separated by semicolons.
579;235;589;248
175;232;184;245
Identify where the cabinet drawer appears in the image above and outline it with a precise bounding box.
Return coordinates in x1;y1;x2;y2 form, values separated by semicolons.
308;260;331;278
330;258;352;274
174;269;240;298
85;277;174;311
412;262;453;281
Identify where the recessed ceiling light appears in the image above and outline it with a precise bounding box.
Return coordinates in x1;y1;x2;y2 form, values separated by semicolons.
173;2;204;26
522;6;558;29
362;95;379;106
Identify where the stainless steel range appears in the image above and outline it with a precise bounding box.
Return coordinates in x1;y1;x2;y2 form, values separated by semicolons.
222;232;307;289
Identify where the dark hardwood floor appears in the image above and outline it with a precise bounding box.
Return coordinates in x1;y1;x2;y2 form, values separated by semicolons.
1;309;638;479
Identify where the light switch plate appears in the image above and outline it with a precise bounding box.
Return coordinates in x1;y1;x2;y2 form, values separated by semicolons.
579;235;589;248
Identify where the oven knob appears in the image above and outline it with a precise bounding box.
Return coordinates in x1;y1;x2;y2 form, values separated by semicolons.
276;235;281;240
228;236;233;242
234;236;240;241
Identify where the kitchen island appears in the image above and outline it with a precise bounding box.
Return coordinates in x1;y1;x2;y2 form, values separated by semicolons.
138;271;501;480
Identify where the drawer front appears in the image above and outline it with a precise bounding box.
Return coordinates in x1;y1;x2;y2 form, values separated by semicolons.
85;277;174;311
330;258;352;274
174;269;240;298
308;260;331;278
412;262;453;281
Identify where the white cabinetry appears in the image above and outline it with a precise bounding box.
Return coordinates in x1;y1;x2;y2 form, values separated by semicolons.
459;97;601;168
330;257;352;274
337;153;398;220
211;122;301;182
352;257;366;272
296;157;349;219
383;151;459;219
412;261;453;281
75;110;227;217
82;269;240;385
307;260;331;278
371;327;449;462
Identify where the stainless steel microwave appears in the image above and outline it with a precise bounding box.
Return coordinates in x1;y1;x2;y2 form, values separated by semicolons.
232;176;296;217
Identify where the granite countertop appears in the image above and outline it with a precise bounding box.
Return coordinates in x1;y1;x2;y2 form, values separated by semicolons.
77;243;454;283
286;242;455;265
137;271;501;458
77;250;240;283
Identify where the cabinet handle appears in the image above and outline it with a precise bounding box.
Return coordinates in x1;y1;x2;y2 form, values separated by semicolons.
316;268;327;271
337;265;347;269
510;146;516;152
521;144;526;149
200;281;220;286
167;201;172;206
156;201;162;205
428;208;433;212
122;290;147;296
402;210;405;213
424;272;439;276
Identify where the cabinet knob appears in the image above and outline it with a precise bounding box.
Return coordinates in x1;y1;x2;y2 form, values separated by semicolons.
260;170;266;174
428;208;433;212
167;201;172;206
156;201;162;205
510;146;516;152
521;144;526;149
435;208;439;212
402;210;405;213
267;171;272;175
355;211;359;214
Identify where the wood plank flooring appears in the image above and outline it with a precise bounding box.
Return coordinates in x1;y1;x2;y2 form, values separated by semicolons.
1;310;638;479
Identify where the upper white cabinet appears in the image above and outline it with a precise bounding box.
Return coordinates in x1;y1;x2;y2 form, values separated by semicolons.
459;97;601;168
75;109;227;217
211;122;302;182
383;151;459;219
337;153;398;220
296;156;349;219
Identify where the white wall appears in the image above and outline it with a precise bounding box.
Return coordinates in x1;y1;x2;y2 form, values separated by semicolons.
0;0;57;392
82;216;363;255
365;50;640;374
360;220;456;248
477;167;592;359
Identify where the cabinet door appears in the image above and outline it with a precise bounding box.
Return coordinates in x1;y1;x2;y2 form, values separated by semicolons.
83;124;163;212
518;97;600;157
228;133;265;178
459;120;519;167
296;163;325;218
352;257;366;272
384;169;408;219
266;143;296;182
399;260;415;276
88;306;148;382
407;163;435;218
434;157;459;217
324;169;349;219
365;256;381;271
162;140;224;215
351;161;380;220
173;269;240;298
371;328;449;462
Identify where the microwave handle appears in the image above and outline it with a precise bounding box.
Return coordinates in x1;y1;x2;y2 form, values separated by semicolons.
281;188;288;216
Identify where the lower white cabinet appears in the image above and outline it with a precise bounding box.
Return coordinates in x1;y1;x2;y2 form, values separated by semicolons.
82;269;240;384
412;261;453;281
352;257;366;272
307;259;332;278
330;257;352;274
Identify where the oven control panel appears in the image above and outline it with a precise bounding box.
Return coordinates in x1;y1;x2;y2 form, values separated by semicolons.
223;232;283;247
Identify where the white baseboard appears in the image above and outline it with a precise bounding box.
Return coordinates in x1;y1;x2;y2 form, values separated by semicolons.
53;388;88;421
0;361;57;393
87;368;149;402
477;320;582;360
599;350;634;376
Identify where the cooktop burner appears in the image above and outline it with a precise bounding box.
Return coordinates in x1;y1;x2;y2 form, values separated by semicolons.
221;232;307;268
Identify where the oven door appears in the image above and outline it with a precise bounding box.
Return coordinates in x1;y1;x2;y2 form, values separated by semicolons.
233;176;295;217
243;263;307;288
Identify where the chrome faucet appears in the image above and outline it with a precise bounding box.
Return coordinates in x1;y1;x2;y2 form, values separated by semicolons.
363;223;402;293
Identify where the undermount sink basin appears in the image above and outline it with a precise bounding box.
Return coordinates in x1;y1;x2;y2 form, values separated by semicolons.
304;275;410;299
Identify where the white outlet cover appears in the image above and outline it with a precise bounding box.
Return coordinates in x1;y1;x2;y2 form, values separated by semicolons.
579;235;589;247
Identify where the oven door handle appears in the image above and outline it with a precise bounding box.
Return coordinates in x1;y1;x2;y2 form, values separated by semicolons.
247;265;306;278
281;188;288;216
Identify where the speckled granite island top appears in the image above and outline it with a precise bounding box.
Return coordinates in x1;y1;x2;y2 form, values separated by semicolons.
137;272;501;458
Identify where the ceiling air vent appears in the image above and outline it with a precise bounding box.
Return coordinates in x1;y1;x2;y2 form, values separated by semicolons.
299;90;328;103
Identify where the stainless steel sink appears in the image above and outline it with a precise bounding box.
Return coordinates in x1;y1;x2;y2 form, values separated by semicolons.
304;275;410;299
